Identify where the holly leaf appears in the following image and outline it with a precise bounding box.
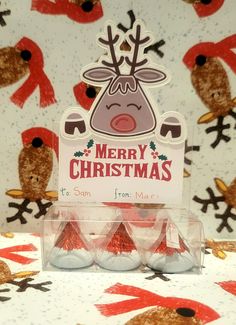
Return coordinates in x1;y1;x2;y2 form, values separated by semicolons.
149;141;156;151
74;151;84;157
158;154;167;161
87;139;94;149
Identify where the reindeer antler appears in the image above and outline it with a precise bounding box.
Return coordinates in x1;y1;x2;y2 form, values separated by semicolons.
126;24;151;75
98;25;124;75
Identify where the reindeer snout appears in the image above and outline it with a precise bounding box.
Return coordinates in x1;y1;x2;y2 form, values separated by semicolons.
110;114;136;133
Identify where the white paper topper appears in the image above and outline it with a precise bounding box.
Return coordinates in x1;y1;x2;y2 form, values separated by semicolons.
58;20;187;204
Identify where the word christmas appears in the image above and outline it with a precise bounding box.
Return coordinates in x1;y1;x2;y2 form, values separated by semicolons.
70;143;172;181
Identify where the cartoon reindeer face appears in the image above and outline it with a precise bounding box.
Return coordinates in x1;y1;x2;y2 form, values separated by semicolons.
82;22;168;137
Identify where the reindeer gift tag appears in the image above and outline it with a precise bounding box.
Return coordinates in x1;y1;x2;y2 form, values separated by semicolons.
59;20;187;204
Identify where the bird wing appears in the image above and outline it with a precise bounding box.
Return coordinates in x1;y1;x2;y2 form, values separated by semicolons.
198;112;216;124
44;190;58;201
5;189;25;199
214;178;228;194
12;271;39;279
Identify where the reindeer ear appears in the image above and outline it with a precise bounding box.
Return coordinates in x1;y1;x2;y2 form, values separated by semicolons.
83;67;116;83
134;68;166;83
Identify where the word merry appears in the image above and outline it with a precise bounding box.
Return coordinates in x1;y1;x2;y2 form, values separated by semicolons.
95;144;147;160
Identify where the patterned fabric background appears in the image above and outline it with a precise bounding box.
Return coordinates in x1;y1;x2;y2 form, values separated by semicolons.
0;233;236;324
0;0;236;238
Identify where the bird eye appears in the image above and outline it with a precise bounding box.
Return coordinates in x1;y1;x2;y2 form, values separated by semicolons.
195;55;207;66
176;308;196;318
86;86;97;99
81;1;94;12
201;0;212;4
32;137;43;148
20;50;32;62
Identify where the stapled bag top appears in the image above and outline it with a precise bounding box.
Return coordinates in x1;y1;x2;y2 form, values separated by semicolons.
59;20;187;204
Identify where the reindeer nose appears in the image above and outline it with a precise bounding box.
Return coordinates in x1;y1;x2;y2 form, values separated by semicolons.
110;114;136;133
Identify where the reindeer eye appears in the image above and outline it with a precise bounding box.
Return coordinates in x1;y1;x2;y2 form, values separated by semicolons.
127;103;142;110
106;103;121;110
